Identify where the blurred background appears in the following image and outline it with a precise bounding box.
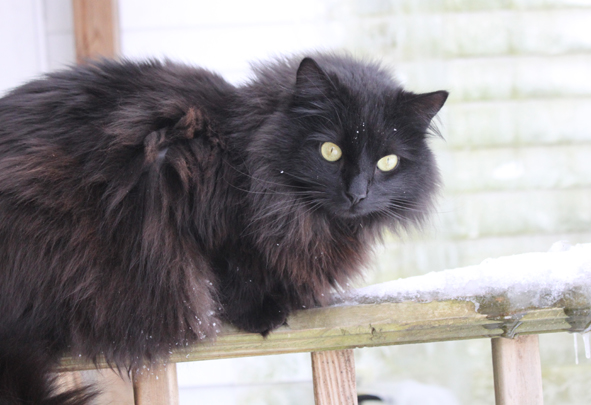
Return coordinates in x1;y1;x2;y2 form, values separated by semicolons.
2;0;591;403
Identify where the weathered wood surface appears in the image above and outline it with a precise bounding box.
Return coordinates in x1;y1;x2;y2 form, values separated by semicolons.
73;0;119;63
59;298;590;371
132;364;179;405
312;349;358;405
492;335;544;405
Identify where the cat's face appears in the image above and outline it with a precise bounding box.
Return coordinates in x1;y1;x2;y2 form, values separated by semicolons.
276;58;447;227
248;57;447;230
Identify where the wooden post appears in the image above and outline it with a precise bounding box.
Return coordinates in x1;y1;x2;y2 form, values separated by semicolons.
311;349;358;405
491;335;544;405
72;0;119;63
132;363;179;405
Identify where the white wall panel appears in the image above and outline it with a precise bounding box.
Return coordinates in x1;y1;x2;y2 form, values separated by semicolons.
119;0;328;29
44;0;73;33
121;21;345;83
118;0;345;83
0;0;45;95
45;32;75;70
43;0;75;70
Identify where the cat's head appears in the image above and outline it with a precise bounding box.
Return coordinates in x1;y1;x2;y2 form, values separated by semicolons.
247;55;447;233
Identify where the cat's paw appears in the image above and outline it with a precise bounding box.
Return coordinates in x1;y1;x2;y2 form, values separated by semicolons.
230;297;289;337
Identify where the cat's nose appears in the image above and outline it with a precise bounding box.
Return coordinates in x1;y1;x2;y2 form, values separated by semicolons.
346;190;367;205
346;176;369;205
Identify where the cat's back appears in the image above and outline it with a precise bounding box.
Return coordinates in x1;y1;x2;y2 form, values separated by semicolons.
0;60;236;209
0;59;234;138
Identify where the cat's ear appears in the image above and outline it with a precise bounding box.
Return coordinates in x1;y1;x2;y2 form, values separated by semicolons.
403;90;449;122
294;57;336;97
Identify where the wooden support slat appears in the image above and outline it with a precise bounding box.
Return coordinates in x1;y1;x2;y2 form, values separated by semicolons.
72;0;119;63
56;369;134;405
491;335;544;405
311;349;358;405
132;364;179;405
55;370;84;395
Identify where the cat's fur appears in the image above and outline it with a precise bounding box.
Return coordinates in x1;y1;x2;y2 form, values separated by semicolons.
0;54;447;404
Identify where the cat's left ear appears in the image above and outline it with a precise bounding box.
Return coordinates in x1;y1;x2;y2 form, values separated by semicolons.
294;57;337;97
404;90;449;122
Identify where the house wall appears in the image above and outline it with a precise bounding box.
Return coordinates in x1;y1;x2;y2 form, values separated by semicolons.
0;0;47;94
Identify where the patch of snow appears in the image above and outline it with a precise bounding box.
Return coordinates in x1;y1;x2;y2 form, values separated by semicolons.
341;242;591;311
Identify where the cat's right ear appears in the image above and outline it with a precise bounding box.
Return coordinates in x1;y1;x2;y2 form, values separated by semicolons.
403;90;449;122
294;57;336;98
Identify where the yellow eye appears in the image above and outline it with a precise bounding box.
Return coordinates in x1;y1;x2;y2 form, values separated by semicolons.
320;142;342;162
377;154;399;172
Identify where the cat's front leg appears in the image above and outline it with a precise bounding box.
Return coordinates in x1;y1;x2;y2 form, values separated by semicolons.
217;275;290;336
227;293;289;337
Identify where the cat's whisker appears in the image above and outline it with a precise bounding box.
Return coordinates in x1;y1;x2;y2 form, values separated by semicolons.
250;202;298;223
240;194;328;238
222;177;322;198
387;197;429;209
277;200;323;232
387;201;428;213
248;198;326;237
223;159;313;191
242;202;302;236
373;206;412;223
223;152;327;192
279;170;326;188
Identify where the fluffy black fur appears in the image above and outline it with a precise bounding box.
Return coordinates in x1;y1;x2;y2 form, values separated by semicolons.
0;54;447;403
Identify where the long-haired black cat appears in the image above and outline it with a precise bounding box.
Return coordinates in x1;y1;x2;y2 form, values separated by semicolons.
0;54;447;404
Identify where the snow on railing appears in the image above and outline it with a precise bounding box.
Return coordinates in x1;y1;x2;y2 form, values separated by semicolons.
344;241;590;310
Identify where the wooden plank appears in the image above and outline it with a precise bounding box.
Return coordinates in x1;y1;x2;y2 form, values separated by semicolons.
55;370;84;395
312;350;358;405
55;369;133;405
72;0;119;63
132;363;179;405
491;335;544;405
59;300;588;371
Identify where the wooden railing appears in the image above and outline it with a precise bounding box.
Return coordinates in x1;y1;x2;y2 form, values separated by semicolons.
58;287;591;404
57;244;591;404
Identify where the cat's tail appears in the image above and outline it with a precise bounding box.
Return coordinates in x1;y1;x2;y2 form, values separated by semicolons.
0;337;97;405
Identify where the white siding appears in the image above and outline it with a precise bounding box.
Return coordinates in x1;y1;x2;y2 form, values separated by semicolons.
118;0;346;83
0;0;46;95
44;0;75;70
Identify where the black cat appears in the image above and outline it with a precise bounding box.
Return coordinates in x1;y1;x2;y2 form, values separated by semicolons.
0;54;447;404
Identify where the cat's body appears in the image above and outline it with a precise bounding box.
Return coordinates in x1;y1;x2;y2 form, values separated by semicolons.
0;54;447;404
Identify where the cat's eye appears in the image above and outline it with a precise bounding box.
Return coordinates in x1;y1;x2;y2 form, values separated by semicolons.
320;142;342;162
377;154;399;172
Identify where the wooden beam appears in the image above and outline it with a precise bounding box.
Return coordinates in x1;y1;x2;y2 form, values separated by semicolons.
491;335;544;405
312;350;358;405
132;364;179;405
59;300;589;371
72;0;119;63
